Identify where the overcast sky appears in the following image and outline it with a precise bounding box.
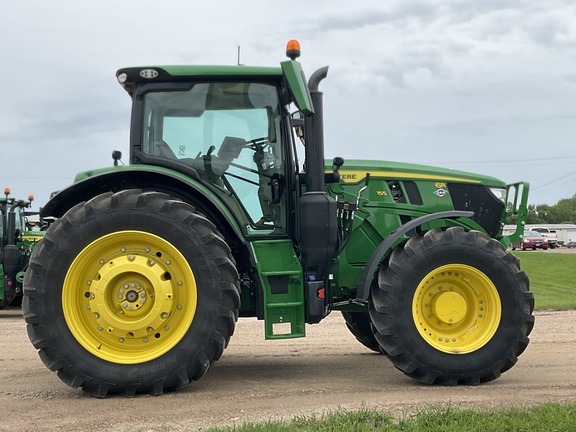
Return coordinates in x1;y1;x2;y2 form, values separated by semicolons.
1;0;575;211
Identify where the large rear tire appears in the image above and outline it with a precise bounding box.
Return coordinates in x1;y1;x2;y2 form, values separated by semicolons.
369;227;534;385
341;311;383;354
23;190;240;396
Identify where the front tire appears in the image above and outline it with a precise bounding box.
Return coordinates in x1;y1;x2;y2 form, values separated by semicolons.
341;311;383;354
369;227;534;385
23;190;240;396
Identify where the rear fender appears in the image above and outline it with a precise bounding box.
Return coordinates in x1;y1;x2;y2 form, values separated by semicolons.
40;168;245;242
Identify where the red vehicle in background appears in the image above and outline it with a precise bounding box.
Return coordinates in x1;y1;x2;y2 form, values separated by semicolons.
511;230;549;250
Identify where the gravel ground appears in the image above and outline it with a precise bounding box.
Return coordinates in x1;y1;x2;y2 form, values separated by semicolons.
1;306;575;432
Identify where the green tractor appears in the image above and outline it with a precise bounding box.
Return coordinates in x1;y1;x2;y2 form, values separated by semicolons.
23;40;533;397
1;189;43;309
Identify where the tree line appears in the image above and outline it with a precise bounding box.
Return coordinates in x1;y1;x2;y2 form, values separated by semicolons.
520;193;576;224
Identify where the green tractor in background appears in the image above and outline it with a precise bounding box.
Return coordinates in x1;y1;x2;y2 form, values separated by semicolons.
23;40;534;397
1;189;44;309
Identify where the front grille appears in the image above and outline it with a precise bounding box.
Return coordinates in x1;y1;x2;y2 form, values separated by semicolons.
447;184;504;238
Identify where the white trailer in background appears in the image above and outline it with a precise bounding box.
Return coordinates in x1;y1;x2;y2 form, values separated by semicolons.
555;229;576;245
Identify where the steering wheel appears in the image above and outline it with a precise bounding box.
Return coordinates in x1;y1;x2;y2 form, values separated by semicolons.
245;136;270;151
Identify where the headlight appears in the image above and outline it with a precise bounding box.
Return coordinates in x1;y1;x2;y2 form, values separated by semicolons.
489;187;507;203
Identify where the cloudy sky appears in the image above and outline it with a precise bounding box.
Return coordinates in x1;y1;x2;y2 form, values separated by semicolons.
1;0;575;211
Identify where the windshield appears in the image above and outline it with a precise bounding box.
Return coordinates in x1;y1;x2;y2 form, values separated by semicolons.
0;205;23;239
141;82;286;233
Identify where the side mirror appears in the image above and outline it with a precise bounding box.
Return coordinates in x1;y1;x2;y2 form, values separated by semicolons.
332;157;344;172
292;117;304;127
291;115;305;142
112;150;123;166
324;156;344;183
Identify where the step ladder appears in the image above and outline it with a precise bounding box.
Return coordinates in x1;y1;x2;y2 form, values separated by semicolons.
250;240;305;339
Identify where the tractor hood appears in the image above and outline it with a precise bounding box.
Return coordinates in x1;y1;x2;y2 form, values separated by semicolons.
326;158;514;240
329;159;506;188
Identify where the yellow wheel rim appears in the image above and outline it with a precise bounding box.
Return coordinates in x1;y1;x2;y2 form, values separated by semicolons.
412;264;501;354
63;230;197;364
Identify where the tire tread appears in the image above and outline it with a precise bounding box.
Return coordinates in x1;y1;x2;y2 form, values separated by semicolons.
23;189;240;397
369;227;534;386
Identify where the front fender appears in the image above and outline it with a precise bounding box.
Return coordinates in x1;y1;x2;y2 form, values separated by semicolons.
354;210;474;304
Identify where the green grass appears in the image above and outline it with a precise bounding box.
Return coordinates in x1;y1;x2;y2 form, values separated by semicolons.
511;252;576;310
204;404;576;432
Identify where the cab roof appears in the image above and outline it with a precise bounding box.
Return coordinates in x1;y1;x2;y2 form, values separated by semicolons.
116;65;283;96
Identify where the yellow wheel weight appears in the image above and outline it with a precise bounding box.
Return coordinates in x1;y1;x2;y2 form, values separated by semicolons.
62;230;197;364
412;264;501;354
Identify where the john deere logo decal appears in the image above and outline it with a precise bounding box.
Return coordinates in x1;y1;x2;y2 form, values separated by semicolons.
434;188;449;197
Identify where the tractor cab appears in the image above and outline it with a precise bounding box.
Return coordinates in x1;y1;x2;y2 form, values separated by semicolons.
130;79;290;235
